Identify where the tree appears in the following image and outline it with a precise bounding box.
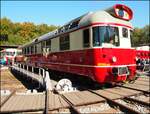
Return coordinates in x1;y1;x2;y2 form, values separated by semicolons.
142;25;150;45
0;17;59;45
0;17;13;35
0;17;149;46
132;25;150;46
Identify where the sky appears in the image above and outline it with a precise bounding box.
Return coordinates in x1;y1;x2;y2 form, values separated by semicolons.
1;1;149;28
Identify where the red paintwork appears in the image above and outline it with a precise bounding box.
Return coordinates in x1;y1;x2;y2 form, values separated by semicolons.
15;55;24;62
136;50;150;60
113;4;133;21
5;56;14;65
25;48;136;84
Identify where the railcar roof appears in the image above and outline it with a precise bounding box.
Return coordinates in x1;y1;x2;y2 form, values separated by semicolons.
22;10;133;48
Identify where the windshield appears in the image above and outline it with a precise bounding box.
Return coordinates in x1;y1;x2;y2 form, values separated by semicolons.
93;26;119;47
6;52;15;56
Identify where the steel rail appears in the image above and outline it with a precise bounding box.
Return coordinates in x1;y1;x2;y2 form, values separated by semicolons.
88;90;141;114
125;97;150;107
0;90;16;108
115;84;150;94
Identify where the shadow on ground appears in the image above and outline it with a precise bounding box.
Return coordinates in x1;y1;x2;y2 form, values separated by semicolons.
10;68;45;92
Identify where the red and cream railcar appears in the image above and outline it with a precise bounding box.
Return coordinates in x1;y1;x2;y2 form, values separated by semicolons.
21;4;136;84
135;46;150;71
0;48;21;65
136;46;150;63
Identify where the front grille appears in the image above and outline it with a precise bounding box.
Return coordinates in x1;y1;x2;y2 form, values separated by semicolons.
118;67;129;75
112;66;129;76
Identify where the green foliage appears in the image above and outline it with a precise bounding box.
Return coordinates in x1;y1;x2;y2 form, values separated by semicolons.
132;25;150;46
0;17;149;46
0;17;59;45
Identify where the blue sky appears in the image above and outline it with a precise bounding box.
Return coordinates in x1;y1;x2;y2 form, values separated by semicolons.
1;1;149;28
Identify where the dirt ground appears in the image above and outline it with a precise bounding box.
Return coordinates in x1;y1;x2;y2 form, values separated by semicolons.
0;67;27;91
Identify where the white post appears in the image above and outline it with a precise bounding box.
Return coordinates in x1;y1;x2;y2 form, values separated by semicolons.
32;66;34;73
22;64;25;74
45;71;52;90
42;69;45;78
39;68;41;76
26;65;28;76
27;65;28;71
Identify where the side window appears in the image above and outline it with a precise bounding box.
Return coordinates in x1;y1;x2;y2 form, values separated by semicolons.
31;46;34;54
130;30;133;46
22;48;24;54
36;43;42;54
45;39;51;53
29;47;31;54
25;47;28;54
27;47;30;54
25;48;27;55
83;29;90;47
46;39;51;50
24;48;26;55
34;45;37;54
60;34;70;50
42;41;46;53
70;20;79;29
122;28;128;38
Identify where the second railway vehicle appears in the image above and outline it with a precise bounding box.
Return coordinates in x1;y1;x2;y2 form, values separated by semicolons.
135;46;150;71
19;4;137;84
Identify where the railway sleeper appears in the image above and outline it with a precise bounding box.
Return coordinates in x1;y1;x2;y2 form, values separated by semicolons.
88;90;141;114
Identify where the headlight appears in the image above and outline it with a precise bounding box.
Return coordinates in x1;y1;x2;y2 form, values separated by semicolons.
135;57;138;61
112;56;117;62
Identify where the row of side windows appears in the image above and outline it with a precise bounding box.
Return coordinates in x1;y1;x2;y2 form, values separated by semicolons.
22;27;130;55
23;28;90;55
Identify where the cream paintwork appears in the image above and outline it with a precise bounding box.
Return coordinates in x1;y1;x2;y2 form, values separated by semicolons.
70;30;83;50
136;46;150;51
51;37;59;52
79;11;133;28
119;26;131;48
36;43;42;54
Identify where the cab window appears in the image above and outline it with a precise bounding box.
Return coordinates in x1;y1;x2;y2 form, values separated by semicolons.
122;28;128;38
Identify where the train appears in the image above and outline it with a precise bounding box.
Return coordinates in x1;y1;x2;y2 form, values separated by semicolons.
16;4;137;84
0;48;21;65
135;46;150;71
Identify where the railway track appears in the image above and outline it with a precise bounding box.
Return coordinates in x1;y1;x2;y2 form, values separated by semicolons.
50;75;149;113
0;69;149;113
53;85;149;114
1;87;149;114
